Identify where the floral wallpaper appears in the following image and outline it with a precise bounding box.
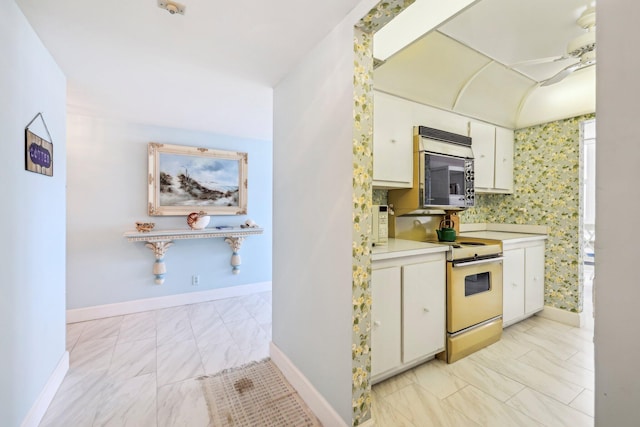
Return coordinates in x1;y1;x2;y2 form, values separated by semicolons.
372;189;388;206
462;114;595;313
352;1;414;425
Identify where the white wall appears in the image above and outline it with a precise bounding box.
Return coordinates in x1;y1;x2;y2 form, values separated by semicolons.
0;1;67;425
595;1;640;424
66;113;272;309
272;0;377;424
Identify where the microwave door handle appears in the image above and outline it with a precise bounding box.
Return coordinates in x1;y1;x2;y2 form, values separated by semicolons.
452;257;504;267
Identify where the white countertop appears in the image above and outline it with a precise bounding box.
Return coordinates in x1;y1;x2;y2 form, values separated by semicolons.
459;231;547;244
372;238;448;261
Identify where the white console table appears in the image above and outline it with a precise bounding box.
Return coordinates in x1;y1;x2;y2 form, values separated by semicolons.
123;227;264;284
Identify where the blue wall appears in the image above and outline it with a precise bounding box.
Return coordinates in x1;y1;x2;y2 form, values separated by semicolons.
0;1;67;425
66;114;272;309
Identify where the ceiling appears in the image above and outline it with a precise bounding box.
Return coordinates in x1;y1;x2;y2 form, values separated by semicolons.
374;0;596;129
15;0;596;140
14;0;366;140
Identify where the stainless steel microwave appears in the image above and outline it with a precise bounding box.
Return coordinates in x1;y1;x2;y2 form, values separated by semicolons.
389;126;475;215
418;126;475;210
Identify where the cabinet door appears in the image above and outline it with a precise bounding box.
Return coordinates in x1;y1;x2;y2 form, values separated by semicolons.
494;127;514;192
402;260;445;363
502;248;525;326
525;244;546;314
371;266;402;377
469;121;495;189
373;92;414;188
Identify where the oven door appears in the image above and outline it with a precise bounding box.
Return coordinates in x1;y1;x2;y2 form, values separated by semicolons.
447;257;503;333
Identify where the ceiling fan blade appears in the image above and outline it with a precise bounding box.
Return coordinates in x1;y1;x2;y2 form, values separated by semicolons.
541;61;584;86
509;55;567;68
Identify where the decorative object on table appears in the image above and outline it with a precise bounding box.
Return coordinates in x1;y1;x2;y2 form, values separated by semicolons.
25;112;54;177
187;211;211;230
135;222;156;232
240;219;259;229
147;142;248;216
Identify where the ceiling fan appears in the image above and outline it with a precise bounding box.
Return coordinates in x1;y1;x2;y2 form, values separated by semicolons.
540;6;596;86
510;6;596;86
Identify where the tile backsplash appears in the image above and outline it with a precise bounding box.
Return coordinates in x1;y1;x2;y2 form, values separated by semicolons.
372;189;388;206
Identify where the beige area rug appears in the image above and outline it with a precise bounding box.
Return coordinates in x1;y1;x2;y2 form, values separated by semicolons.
199;358;322;426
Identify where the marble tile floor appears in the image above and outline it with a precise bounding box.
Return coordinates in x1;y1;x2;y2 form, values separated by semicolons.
41;276;595;427
39;291;272;427
373;315;595;427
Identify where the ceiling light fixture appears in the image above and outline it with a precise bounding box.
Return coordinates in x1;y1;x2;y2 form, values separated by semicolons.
157;0;186;15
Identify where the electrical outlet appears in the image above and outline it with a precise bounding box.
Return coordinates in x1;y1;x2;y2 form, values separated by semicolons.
192;275;200;286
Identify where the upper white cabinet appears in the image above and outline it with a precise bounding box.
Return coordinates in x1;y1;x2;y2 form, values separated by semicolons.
373;92;414;188
494;127;514;191
469;122;514;193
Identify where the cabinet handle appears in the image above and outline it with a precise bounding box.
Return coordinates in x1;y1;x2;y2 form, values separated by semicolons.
374;320;381;326
423;308;430;313
533;277;538;281
512;282;518;287
480;154;486;158
391;139;396;143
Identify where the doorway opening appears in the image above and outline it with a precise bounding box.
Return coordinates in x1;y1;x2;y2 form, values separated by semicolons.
581;118;596;326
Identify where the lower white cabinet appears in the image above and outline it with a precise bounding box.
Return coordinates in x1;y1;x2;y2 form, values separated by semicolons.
502;241;545;327
371;266;402;376
503;248;525;325
524;244;545;314
371;253;446;381
402;261;446;363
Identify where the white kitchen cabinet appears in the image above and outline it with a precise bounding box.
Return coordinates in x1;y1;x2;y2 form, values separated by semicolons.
494;127;514;191
372;91;414;188
371;251;446;382
469;122;514;193
402;260;446;363
502;241;545;327
371;266;402;377
524;244;545;314
502;248;525;325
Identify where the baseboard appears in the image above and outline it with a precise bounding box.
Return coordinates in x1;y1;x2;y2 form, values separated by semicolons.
537;305;583;327
459;223;487;232
21;351;69;427
270;342;348;427
67;281;271;323
459;223;549;234
486;223;549;234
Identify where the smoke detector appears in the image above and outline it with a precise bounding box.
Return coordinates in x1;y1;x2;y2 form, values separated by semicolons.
158;0;186;15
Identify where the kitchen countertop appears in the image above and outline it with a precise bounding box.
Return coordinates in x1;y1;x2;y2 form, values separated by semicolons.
459;231;547;244
372;238;448;261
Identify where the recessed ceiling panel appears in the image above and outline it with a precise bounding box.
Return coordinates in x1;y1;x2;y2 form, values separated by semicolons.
374;31;492;110
438;0;590;67
517;66;595;128
454;62;534;127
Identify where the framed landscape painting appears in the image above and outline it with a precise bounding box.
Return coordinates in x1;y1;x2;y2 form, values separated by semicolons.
148;143;248;216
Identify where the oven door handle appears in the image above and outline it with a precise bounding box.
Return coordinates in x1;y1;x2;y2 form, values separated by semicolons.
452;256;504;268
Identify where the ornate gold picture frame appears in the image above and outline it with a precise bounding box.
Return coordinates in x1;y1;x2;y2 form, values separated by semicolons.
148;142;248;216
